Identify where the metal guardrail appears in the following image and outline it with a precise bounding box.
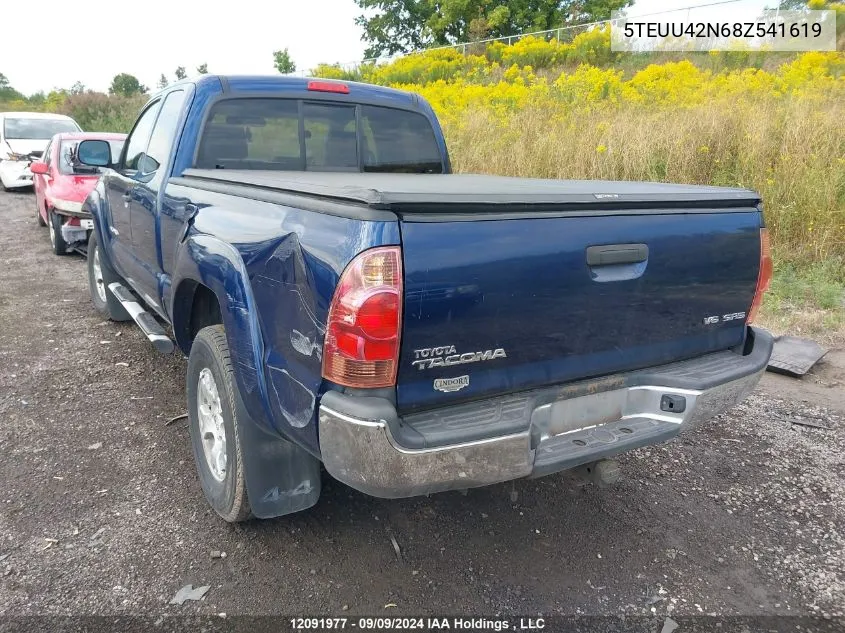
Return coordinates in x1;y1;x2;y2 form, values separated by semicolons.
292;0;750;77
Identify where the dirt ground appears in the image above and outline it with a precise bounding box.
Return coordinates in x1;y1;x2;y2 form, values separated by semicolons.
1;188;844;623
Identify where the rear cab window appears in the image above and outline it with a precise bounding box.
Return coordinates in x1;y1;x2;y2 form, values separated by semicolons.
196;98;443;173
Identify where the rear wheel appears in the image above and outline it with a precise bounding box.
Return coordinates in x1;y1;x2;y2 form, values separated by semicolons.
87;231;130;321
188;325;253;523
49;210;69;256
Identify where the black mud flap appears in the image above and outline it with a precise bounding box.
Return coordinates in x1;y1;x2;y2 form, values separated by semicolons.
234;387;321;519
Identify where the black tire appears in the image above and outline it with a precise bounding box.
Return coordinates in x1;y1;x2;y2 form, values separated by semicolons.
49;210;69;256
187;325;253;523
36;201;47;227
87;231;131;321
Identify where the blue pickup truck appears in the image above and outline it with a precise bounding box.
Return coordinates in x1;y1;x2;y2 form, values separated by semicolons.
77;75;774;522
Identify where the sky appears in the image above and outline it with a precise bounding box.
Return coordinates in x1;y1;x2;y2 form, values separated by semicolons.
2;0;773;97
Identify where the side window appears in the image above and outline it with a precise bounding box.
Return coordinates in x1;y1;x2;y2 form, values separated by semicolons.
144;90;188;184
122;100;161;176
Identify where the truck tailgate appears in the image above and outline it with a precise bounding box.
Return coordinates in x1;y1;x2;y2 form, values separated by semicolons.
398;210;762;413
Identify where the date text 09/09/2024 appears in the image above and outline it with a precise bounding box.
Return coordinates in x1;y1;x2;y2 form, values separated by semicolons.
289;617;546;631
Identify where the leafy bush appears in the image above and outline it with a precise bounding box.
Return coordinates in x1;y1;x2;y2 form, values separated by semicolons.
564;26;616;66
484;28;617;69
488;35;568;69
62;92;145;132
0;91;144;133
365;48;491;85
554;65;624;103
621;61;709;105
310;63;358;81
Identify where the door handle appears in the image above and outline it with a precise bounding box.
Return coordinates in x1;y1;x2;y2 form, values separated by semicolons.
586;244;649;266
122;192;131;201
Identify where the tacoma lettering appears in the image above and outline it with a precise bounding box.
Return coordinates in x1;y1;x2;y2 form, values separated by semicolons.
412;347;507;370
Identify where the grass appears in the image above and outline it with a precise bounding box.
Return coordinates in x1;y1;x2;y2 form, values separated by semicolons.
757;260;845;346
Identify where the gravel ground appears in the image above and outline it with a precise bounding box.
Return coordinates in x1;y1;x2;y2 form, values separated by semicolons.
0;188;844;621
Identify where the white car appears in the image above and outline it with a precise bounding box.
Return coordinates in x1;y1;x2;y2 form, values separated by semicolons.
0;112;82;190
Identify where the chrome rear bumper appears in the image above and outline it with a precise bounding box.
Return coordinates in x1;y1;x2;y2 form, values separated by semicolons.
319;327;773;498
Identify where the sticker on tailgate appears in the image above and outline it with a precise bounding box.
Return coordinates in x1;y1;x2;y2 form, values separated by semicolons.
434;375;470;392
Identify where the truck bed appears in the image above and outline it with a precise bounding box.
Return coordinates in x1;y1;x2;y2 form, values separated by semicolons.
178;169;761;215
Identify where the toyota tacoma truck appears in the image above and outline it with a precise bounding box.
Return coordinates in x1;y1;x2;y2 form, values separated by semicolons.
76;75;774;522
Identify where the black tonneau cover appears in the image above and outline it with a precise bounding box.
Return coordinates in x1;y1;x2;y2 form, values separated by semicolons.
180;169;761;213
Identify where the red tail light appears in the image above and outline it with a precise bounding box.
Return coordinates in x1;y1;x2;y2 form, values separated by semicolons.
747;228;773;323
322;246;402;388
307;80;349;94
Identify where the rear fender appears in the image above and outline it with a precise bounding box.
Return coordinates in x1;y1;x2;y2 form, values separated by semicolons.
171;233;321;519
171;233;270;428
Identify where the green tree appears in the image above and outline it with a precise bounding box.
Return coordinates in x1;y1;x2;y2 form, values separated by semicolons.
273;48;296;73
109;73;147;97
354;0;633;57
197;63;208;74
45;90;68;111
175;66;187;81
70;81;86;95
0;72;23;101
157;74;169;89
354;0;436;57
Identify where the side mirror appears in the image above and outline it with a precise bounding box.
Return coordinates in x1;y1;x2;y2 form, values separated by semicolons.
77;140;112;167
30;161;49;175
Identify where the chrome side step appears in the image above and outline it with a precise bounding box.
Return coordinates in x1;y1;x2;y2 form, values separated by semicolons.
107;282;174;354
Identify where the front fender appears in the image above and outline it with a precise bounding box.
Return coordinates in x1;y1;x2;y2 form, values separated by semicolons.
81;179;116;267
171;233;274;435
